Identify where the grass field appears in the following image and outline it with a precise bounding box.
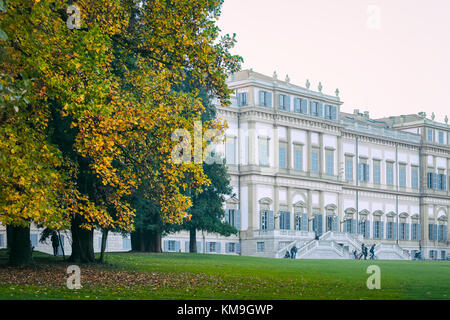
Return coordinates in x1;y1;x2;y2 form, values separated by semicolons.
0;249;448;300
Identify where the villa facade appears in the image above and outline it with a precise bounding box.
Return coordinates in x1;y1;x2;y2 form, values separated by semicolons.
164;70;449;260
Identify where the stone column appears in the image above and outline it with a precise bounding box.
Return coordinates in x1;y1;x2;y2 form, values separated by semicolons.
274;124;279;169
307;190;313;231
319;132;324;177
337;135;343;181
307;131;312;173
274;185;279;230
287;127;293;170
319;190;325;233
248;183;257;231
248;121;256;166
338;192;344;232
287;187;293;230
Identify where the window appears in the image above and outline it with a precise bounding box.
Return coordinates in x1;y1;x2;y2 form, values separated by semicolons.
427;128;433;142
324;105;338;120
358;161;369;182
325;150;334;175
294;98;308;114
411;223;421;240
167;240;175;251
259;138;269;166
310;101;323;117
0;234;4;248
344;219;355;233
399;164;406;187
345;156;353;181
438;173;447;191
226;209;236;227
429;250;437;260
279;94;290;111
373;160;381;184
208;242;217;253
386;162;394;186
438;225;448;242
279;211;290;230
260;210;274;230
279;142;287;169
98;237;108;250
227;243;236;253
295;213;308;231
428;223;437;241
238;92;248;107
225;136;236;165
386;222;395;240
441;251;446;260
373;221;384;239
438;131;444;144
257;242;265;252
294;147;303;171
411;166;419;189
122;237;131;250
259;90;272;107
311;149;319;173
399;222;409;240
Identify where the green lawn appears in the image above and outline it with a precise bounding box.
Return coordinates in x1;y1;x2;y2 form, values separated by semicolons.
0;249;448;300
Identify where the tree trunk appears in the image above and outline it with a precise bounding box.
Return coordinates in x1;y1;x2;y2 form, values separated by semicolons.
8;225;32;266
189;228;197;253
98;229;108;263
130;231;141;251
57;231;65;261
69;219;95;263
154;231;162;253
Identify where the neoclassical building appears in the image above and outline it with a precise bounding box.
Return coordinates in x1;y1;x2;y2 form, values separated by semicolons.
185;69;448;260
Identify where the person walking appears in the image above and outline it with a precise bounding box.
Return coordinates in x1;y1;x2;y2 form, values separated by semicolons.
290;245;297;259
369;244;375;260
363;245;368;260
51;232;59;257
359;243;365;260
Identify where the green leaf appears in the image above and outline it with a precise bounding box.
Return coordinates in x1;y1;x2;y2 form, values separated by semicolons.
0;29;7;41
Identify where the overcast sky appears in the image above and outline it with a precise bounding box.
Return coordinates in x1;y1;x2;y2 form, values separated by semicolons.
217;0;450;122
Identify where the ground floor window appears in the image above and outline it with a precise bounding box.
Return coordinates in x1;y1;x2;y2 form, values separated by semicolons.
373;221;384;239
441;250;446;260
227;243;235;253
257;242;265;252
429;250;437;260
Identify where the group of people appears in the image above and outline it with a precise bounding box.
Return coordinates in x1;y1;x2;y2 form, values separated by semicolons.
284;245;298;259
353;243;376;260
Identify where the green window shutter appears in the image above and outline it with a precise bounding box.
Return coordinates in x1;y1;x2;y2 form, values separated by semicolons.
216;242;221;253
365;220;370;238
235;210;241;230
301;99;308;114
268;211;275;230
380;222;384;239
175;241;180;252
351;219;357;234
333;217;338;231
279;147;287;169
393;222;398;240
225;209;230;224
163;240;169;252
259;91;265;106
405;223;409;240
236;243;241;254
301;213;308;231
285;96;290;111
267;92;272;107
295;150;303;171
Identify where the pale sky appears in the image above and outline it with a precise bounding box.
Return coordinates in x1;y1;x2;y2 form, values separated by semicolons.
217;0;450;122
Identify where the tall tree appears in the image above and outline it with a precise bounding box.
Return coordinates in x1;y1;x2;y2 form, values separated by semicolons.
1;0;241;264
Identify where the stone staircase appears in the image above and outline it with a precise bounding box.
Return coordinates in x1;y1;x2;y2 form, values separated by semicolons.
275;231;411;260
374;243;411;260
